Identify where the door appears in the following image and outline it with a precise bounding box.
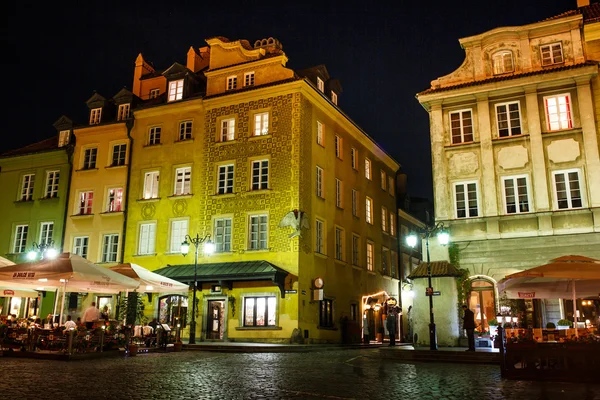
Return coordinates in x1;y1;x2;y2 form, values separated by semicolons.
468;278;496;335
206;300;224;340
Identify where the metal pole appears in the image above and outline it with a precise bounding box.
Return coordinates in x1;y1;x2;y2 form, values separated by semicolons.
189;235;199;344
426;232;437;351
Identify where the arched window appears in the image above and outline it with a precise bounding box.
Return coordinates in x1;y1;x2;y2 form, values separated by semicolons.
492;51;514;75
158;295;188;328
468;278;496;335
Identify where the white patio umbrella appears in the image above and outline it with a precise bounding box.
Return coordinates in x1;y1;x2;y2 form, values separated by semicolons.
0;286;40;298
109;263;188;293
0;256;15;268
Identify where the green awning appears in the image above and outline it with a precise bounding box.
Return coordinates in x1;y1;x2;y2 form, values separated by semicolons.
407;261;461;280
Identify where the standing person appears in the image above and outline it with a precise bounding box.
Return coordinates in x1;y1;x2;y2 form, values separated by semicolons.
462;305;476;351
100;305;110;320
82;302;100;329
386;304;401;346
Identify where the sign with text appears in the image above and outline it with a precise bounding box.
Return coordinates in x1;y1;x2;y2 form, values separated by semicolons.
518;292;535;298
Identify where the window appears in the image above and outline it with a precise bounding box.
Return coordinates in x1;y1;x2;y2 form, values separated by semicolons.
317;77;325;92
253;112;269;136
319;298;333;328
335;178;343;208
503;176;530;214
168;79;183;102
214;218;232;252
143;171;160;199
382;247;389;275
218;164;234;194
316;166;324;198
335;135;342;158
39;222;53;244
244;72;255;87
13;225;28;253
20;174;35;201
149;88;160;99
388;176;394;196
89;108;102;125
179;121;193;141
492;51;514;74
553;170;583;209
58;130;70;147
111;144;127;166
315;219;324;254
102;234;119;262
352;189;358;217
243;296;276;327
455;182;479;218
107;188;123;212
351;148;357;169
251;160;269;190
117;103;130;121
366;242;374;271
391;251;398;278
352;235;360;266
220;118;235;142
541;43;563;66
169;219;188;253
365;158;372;180
335;227;344;261
174;167;191;195
73;236;89;259
366;197;373;224
331;91;338;105
227;76;237;90
390;213;396;236
317;121;324;146
249;215;268;250
83;148;97;169
148;127;161;145
381;170;387;190
544;94;572;131
381;207;388;232
45;170;60;198
450;110;474;144
496;102;521;137
78;191;93;215
138;223;156;255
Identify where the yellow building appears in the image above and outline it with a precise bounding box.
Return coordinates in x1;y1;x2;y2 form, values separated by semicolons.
125;36;400;344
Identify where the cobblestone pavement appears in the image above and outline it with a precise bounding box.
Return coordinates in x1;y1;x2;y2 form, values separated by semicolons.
1;349;599;400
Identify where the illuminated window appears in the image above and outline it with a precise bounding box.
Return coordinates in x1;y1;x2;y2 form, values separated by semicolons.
227;76;237;90
78;191;94;215
317;77;325;92
317;121;324;146
544;94;572;131
174;167;191;195
366;197;373;224
492;51;514;74
243;296;276;327
58;130;70;147
107;188;123;212
381;206;388;232
221;118;235;142
254;112;269;136
89;108;102;125
496;101;521;137
450;110;474;144
454;182;479;218
149;88;160;99
117;103;130;121
540;43;563;66
138;223;156;255
179;121;193;141
217;164;234;194
143;171;160;199
390;213;396;236
168;79;184;102
331;91;338;105
366;242;374;271
365;158;372;180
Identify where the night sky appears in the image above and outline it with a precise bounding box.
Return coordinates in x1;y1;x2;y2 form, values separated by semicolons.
3;0;575;200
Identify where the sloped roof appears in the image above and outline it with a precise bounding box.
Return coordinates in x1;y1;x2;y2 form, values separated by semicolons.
0;136;60;158
155;260;290;282
407;261;461;279
543;2;600;23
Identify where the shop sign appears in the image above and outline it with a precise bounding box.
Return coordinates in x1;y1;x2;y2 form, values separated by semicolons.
518;292;535;299
3;290;14;296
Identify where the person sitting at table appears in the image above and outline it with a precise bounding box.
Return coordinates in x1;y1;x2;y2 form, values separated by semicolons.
31;318;43;328
76;317;83;327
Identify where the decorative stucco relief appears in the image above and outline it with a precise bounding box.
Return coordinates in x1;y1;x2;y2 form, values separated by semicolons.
548;139;580;164
497;145;529;170
448;152;479;176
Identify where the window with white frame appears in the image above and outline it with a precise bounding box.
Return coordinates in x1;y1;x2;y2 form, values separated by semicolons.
143;171;160;199
335;135;342;159
315;219;324;254
366;242;374;271
331;91;338;105
251;160;269;190
243;296;276;327
138;222;156;255
382;247;389;275
107;188;123;212
253;112;269;136
335;178;343;208
20;174;35;201
13;225;28;253
117;103;130;121
390;213;396;236
214;218;232;253
45;170;59;198
179;120;193;141
89;108;102;125
496;101;522;137
455;182;479;218
39;222;53;245
249;215;268;250
58;130;70;147
381;170;387;190
352;189;358;217
317;121;324;146
78;191;93;215
450;110;474;144
169;219;188;253
149;88;160;99
553;169;583;209
502;176;530;214
111;144;127;166
540;43;563;66
335;227;344;261
365;158;372;180
148;127;161;145
174;167;191;195
317;77;324;92
168;79;184;102
381;206;388;232
244;72;255;87
351;148;357;169
544;94;572;131
82;148;97;169
492;51;514;75
73;236;89;259
218;164;234;194
102;234;119;262
388;176;394;196
316;166;324;198
227;76;237;90
352;235;360;266
366;197;373;224
221;118;235;142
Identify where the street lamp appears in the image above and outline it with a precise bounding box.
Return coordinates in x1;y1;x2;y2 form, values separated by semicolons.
180;233;214;344
27;240;58;260
406;221;450;351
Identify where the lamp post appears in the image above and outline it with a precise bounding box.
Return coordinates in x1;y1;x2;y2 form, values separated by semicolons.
181;233;214;344
27;240;58;261
406;221;449;351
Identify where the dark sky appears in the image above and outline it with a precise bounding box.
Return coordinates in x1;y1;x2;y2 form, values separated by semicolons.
2;0;574;200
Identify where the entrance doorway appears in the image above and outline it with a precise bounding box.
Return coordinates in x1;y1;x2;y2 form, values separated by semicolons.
468;278;496;335
206;300;224;340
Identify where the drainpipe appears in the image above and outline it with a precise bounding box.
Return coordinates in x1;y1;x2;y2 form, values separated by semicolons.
120;117;135;263
60;141;75;253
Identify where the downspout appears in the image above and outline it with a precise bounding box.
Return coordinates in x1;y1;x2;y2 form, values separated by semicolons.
120;117;135;263
60;142;75;252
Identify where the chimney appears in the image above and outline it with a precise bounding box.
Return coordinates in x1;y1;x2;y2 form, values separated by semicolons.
132;53;155;97
187;46;210;73
577;0;590;7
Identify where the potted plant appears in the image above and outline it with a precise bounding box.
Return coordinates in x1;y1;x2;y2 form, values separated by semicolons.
557;319;572;330
118;292;147;356
546;322;556;330
488;319;498;337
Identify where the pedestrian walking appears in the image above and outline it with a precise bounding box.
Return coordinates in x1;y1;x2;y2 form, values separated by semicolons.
386;304;400;346
462;305;476;351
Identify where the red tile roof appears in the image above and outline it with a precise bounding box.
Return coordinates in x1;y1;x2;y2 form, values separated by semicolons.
0;136;60;158
543;2;600;23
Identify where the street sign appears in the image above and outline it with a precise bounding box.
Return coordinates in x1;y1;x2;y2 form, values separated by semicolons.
432;291;441;296
425;288;441;296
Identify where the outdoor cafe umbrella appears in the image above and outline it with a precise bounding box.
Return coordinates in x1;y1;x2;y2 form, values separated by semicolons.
109;263;188;293
0;286;40;298
0;255;15;268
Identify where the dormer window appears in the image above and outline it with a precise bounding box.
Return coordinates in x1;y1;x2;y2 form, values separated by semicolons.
227;76;238;90
541;43;563;66
89;108;102;125
492;51;514;75
317;77;325;92
149;88;160;99
331;91;338;105
117;104;130;121
168;79;184;102
58;130;70;147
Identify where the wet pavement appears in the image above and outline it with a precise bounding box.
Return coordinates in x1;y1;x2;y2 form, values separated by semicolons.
1;349;599;399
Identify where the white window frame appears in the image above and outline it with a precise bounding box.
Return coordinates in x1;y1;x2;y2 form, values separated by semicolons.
174;167;191;196
540;43;564;66
117;103;130;121
317;121;324;146
335;227;344;261
227;75;238;90
381;170;387;190
366;197;373;224
317;77;325;92
138;222;156;255
492;50;514;75
107;187;123;212
316;166;324;198
249;214;268;250
102;234;119;263
148;126;161;145
111;143;127;166
366;242;374;271
335;135;342;159
221;118;235;142
169;219;188;253
365;158;372;180
315;219;324;254
179;120;193;141
73;236;89;259
454;181;479;219
58;130;70;147
544;93;572;131
251;160;269;190
82;148;97;169
45;170;60;199
552;169;584;210
214;217;232;253
39;222;53;245
496;101;522;137
217;164;235;194
20;174;35;201
449;109;474;144
244;72;255;87
78;190;94;215
351;148;357;170
352;189;358;217
168;79;184;102
149;88;160;99
502;175;531;214
381;206;388;232
13;225;28;253
253;112;269;136
89;108;102;125
143;171;160;199
331;91;338;105
335;178;343;208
